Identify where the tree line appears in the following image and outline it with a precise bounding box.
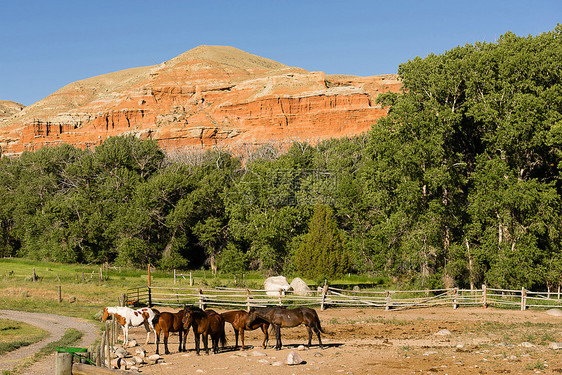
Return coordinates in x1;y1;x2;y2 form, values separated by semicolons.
1;26;561;290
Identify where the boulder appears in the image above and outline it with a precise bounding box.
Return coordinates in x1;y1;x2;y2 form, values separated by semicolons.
546;308;562;317
548;342;562;350
286;350;305;365
290;277;312;296
264;276;291;297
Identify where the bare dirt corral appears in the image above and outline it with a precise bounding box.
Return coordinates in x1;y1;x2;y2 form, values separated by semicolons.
126;306;562;375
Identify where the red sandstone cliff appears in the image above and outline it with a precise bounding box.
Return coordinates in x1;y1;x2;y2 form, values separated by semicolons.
0;46;401;156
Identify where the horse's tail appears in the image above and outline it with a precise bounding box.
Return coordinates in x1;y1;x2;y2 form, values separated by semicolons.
152;309;160;327
314;310;326;333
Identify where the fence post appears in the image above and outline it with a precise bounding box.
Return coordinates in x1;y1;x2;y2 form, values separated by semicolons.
482;284;487;308
320;284;328;311
174;269;176;285
278;289;283;307
453;287;458;309
148;287;152;307
385;290;392;311
246;289;252;311
190;272;193;286
104;322;111;367
55;351;73;375
521;287;527;311
99;330;106;367
58;285;62;303
198;289;206;310
100;267;103;283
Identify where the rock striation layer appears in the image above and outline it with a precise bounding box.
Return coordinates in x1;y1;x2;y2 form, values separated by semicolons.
0;46;401;156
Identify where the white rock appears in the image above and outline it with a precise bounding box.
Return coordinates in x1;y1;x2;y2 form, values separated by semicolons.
264;276;291;297
272;361;284;366
290;277;312;296
135;348;146;358
423;351;438;356
111;358;122;369
546;308;562;317
548;342;562;350
434;329;452;336
286;351;304;365
297;345;306;351
127;339;138;348
147;354;161;364
132;355;145;364
114;347;128;358
252;350;267;357
520;342;536;348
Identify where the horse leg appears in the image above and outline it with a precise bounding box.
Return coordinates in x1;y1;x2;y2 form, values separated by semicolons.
178;330;183;352
275;325;282;350
240;329;245;349
211;333;217;354
123;325;129;346
314;325;323;348
143;321;150;345
261;324;269;349
234;329;239;349
164;330;171;355
194;332;201;355
203;333;209;355
306;326;313;347
155;328;161;355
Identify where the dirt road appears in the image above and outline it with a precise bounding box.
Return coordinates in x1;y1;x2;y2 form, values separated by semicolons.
0;310;99;374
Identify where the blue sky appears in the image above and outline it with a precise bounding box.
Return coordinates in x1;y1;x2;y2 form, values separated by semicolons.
1;0;560;106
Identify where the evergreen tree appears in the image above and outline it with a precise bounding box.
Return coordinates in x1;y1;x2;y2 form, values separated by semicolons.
294;205;350;280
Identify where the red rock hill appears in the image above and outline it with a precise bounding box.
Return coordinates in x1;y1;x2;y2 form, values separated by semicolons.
0;46;401;156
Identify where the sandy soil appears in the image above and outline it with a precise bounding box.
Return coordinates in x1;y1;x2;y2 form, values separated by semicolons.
126;306;562;375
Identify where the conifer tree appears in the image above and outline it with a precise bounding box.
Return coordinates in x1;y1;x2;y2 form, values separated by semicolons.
294;205;350;280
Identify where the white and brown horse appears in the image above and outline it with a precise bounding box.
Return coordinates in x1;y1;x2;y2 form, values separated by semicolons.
102;306;159;345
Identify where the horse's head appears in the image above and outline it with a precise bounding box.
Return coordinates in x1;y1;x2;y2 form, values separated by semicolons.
182;311;194;329
101;307;110;322
247;307;259;324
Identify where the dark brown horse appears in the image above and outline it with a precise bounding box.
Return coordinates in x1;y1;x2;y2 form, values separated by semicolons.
182;308;227;355
154;308;189;355
248;307;324;350
221;310;269;349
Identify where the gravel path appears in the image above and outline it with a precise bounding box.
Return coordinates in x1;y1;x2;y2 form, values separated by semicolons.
0;310;99;374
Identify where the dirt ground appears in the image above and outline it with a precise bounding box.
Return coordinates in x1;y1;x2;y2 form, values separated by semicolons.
124;306;562;375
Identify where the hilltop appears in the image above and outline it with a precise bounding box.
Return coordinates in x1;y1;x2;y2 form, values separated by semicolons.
0;46;400;155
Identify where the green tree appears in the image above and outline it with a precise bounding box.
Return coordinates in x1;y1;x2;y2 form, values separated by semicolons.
294;205;350;280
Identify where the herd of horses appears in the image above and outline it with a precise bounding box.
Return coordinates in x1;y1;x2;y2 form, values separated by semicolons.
101;305;324;355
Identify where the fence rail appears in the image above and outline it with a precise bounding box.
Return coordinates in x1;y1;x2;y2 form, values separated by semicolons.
125;284;562;311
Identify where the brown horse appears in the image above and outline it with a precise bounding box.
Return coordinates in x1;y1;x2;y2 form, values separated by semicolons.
248;307;324;350
154;308;189;355
221;310;269;349
182;308;227;355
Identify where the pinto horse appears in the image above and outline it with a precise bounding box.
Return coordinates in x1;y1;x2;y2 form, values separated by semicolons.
182;308;227;355
102;306;158;345
221;310;269;349
247;307;324;350
154;308;194;355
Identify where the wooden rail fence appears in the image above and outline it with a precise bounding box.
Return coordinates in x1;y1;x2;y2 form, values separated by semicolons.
125;284;562;311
